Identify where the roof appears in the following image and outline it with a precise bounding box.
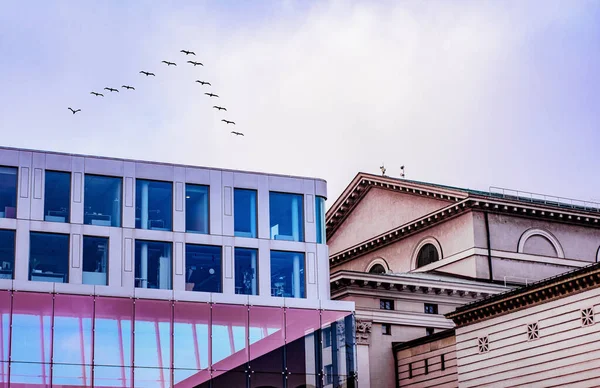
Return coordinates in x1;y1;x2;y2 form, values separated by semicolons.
392;329;456;353
445;261;600;327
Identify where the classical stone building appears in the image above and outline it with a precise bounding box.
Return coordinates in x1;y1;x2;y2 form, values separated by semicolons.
326;172;600;387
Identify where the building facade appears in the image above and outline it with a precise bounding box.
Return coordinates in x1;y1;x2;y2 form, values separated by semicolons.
0;146;356;388
326;172;600;388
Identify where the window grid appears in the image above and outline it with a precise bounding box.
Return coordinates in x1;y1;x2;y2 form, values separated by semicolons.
582;308;594;327
477;336;489;353
527;322;539;341
380;299;394;310
424;303;438;315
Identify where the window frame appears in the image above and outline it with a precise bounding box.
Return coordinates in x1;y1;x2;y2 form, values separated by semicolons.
82;235;109;286
424;303;438;315
381;323;391;335
135;178;173;231
0;166;18;219
44;170;71;223
233;188;258;238
380;299;394;310
185;183;210;234
269;191;305;242
29;231;70;283
0;229;16;280
83;174;123;227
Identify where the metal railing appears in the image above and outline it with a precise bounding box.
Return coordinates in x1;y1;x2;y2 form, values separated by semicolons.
488;186;600;213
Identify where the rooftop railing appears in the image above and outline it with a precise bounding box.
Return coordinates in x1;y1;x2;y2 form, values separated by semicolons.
488;186;600;213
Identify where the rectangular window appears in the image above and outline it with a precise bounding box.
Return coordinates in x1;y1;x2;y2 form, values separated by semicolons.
382;323;391;335
380;299;394;310
0;229;15;279
136;179;172;231
234;247;257;295
0;167;17;219
269;192;304;242
185;244;222;293
316;196;326;244
424;358;429;375
441;353;445;371
82;236;108;285
324;364;333;385
234;188;257;238
424;303;438;314
426;327;435;336
270;250;305;298
323;327;332;348
135;240;172;289
44;171;71;223
409;362;413;378
84;175;122;227
185;184;209;234
29;232;69;283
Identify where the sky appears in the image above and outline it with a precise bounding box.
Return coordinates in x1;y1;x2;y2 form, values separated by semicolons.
1;0;599;207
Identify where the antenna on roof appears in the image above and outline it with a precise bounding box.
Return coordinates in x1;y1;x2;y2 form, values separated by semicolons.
400;165;405;178
380;163;386;176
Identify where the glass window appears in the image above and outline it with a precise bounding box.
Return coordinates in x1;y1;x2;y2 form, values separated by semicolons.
426;327;435;336
234;247;258;295
84;175;122;227
44;171;70;223
185;244;222;293
369;263;387;274
380;299;394;310
135;240;172;289
382;323;391;335
424;303;438;314
417;243;439;268
136;179;172;231
269;192;304;242
234;188;257;238
324;364;333;385
0;167;17;219
29;232;69;283
0;229;15;279
316;196;326;244
185;184;209;234
270;250;305;298
82;236;108;285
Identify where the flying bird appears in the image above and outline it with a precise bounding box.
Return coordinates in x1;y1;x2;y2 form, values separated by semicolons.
122;85;135;90
90;92;104;97
231;131;244;136
222;119;235;125
68;107;81;114
181;50;196;55
162;61;177;66
204;93;219;98
213;106;227;111
140;71;155;76
188;61;204;66
195;80;211;86
104;87;119;92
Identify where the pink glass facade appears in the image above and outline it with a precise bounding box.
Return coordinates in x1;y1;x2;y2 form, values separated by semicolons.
0;290;356;388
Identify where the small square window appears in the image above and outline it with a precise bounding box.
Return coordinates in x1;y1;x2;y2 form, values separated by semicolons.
527;322;539;341
424;303;438;314
478;336;489;353
382;323;391;335
380;299;394;310
582;308;594;327
426;327;434;336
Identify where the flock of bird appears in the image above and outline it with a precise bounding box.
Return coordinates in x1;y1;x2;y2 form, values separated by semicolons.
68;49;244;137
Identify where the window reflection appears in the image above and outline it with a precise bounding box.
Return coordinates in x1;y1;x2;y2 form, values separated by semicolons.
270;251;305;298
235;247;258;295
29;232;69;283
186;244;222;293
0;230;15;280
0;167;17;219
135;240;172;289
234;188;257;238
316;196;326;244
186;184;209;234
136;179;173;231
44;171;70;223
84;175;122;227
269;192;304;242
82;236;108;285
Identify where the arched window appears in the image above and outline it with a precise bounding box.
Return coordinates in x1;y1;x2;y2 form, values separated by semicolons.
417;244;439;268
369;264;387;274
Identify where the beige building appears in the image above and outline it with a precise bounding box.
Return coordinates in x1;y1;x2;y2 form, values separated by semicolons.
326;172;600;387
394;261;600;387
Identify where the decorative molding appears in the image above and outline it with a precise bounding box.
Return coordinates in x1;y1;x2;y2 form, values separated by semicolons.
517;228;565;258
411;237;443;270
366;257;391;273
356;320;372;345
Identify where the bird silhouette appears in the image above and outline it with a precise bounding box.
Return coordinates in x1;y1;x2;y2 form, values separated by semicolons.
222;119;235;125
195;80;211;86
68;107;81;114
213;106;227;111
140;71;155;76
205;93;219;98
122;85;135;90
231;131;244;136
90;92;104;97
181;50;196;55
162;61;177;66
188;61;204;66
104;87;119;93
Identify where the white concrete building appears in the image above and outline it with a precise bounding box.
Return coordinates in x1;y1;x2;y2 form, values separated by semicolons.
0;146;356;388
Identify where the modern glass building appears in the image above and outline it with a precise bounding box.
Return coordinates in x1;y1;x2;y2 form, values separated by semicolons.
0;147;356;388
